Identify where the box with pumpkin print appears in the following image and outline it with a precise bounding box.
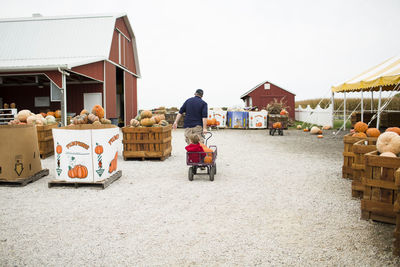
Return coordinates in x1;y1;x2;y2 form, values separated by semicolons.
52;124;120;183
213;110;227;128
249;111;268;129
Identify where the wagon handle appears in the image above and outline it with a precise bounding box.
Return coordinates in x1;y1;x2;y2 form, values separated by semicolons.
202;132;212;146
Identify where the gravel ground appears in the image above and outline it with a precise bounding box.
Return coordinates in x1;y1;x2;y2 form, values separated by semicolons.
1;128;400;266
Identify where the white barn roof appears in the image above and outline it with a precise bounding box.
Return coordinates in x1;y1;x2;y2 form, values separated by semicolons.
0;13;140;75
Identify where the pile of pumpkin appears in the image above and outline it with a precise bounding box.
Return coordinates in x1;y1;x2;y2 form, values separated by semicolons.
297;125;331;138
8;109;59;125
70;105;112;125
207;118;219;127
129;110;169;127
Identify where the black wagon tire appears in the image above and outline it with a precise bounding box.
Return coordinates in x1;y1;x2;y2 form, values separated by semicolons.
209;169;214;181
188;167;194;181
193;166;197;174
213;164;217;174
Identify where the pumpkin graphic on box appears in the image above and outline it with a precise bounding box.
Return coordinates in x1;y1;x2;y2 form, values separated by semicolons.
68;164;88;179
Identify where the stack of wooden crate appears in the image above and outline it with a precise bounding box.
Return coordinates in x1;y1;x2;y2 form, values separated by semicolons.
36;124;58;159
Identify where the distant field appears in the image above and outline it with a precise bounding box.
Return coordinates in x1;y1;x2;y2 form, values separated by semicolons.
296;97;400;111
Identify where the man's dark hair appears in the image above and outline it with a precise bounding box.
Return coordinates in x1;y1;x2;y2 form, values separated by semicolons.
195;89;203;97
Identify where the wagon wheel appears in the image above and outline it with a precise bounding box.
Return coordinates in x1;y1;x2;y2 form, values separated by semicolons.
269;128;273;135
279;129;283;136
209;166;215;181
213;164;217;174
188;167;194;181
193;166;197;174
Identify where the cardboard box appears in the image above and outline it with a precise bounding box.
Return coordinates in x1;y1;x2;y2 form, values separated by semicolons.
0;125;42;180
52;124;119;183
249;111;268;129
227;111;249;128
212;110;227;128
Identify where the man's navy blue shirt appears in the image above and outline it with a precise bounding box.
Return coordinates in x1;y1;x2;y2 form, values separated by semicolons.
179;96;208;128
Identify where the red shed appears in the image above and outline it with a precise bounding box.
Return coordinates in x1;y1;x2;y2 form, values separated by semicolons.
0;13;140;126
240;81;296;119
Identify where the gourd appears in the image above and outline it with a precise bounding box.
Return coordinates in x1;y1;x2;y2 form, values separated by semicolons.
310;126;321;134
100;118;111;124
140;110;153;119
17;110;32;122
354;121;368;133
158;114;166;121
353;132;367;138
386;127;400;135
55;110;61;118
140;118;155;127
130;119;140;127
88;113;99;123
380;152;397;157
296;125;302;130
92;105;105;119
366;128;380;137
376;131;400;154
92;121;101;126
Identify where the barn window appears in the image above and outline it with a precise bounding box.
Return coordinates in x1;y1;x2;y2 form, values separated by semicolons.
264;83;270;90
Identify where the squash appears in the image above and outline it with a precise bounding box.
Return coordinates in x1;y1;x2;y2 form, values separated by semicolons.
310;126;321;134
273;122;282;129
380;152;397;158
17;110;32;122
366;128;380;137
140;110;153;119
354;121;368;133
317;135;323;138
134;114;141;121
140;118;155;127
376;131;400;154
80;109;89;116
92;105;105;119
158;114;166;121
88;113;99;123
153;115;161;124
130;119;140;127
55;110;61;118
296;125;302;130
160;120;169;127
386;127;400;135
92;121;101;126
100;118;111;124
353;132;367;138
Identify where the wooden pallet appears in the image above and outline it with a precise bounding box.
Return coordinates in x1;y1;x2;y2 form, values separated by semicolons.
48;170;122;189
124;151;171;161
40;151;54;159
351;140;377;198
0;169;49;187
361;151;400;224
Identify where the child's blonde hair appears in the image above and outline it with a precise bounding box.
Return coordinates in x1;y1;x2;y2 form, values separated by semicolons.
189;134;200;144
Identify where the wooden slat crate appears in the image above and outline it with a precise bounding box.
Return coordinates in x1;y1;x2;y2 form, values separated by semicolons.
122;125;172;160
342;134;377;179
393;168;400;256
36;124;58;159
361;151;400;224
351;140;377;198
165;113;184;128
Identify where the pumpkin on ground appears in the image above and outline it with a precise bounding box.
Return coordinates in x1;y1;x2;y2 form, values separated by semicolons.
353;132;367;138
310;126;321;134
354;121;368;133
366;128;380;137
296;125;302;130
386;127;400;135
140;110;153;119
141;118;155;127
317;135;323;138
376;131;400;154
380;152;397;157
92;105;105;119
322;125;331;130
303;128;309;132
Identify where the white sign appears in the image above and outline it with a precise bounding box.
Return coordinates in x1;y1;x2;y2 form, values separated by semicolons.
249;111;268;128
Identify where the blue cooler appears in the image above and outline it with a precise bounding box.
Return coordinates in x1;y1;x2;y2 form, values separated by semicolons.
227;111;249;128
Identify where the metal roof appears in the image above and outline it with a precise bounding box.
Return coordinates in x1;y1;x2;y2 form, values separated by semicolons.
240;80;296;99
0;13;140;76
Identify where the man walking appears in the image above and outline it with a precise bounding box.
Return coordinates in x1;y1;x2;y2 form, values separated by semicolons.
173;89;208;144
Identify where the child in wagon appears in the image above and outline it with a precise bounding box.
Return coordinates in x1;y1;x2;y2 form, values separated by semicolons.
185;134;205;163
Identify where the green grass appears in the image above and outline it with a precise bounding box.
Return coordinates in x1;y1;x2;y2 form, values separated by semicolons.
334;120;352;129
291;120;352;129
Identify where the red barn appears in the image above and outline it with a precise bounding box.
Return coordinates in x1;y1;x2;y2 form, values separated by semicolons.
240;81;296;119
0;13;140;126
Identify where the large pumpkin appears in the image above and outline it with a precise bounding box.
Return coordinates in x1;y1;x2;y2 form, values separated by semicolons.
17;110;31;122
92;105;105;119
55;110;61;118
354;121;368;133
376;131;400;154
366;128;380;137
140;110;153;119
273;122;282;129
386;127;400;135
140;118;154;127
204;156;213;164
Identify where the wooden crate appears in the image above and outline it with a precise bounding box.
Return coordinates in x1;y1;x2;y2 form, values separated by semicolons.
165;113;184;128
361;151;400;224
122;125;172;160
351;140;377;198
342;134;377;179
36;124;58;159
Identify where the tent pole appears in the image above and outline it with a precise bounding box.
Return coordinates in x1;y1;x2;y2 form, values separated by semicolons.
361;89;364;122
331;92;334;127
343;92;346;130
377;86;382;129
371;91;373;113
61;72;67;126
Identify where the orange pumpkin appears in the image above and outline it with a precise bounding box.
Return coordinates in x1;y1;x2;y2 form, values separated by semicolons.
366;128;380;137
211;118;217;125
303;128;309;132
47;111;55;117
80;109;89;116
55;110;61;118
317;135;323;138
273;122;282;129
56;144;62;154
204;156;213;163
200;144;213;158
92;105;105;119
354;121;368;133
280;110;288;116
40;112;47;118
140;110;152;119
353;132;367;138
95;144;103;154
73;165;88;179
386;127;400;135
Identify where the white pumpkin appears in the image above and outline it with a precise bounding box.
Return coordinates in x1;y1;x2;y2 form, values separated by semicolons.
376;132;400;155
26;115;38;124
46;115;56;124
296;125;302;130
17;109;32;122
310;126;321;135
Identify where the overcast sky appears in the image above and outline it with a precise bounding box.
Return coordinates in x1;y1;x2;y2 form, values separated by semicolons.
1;0;399;109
